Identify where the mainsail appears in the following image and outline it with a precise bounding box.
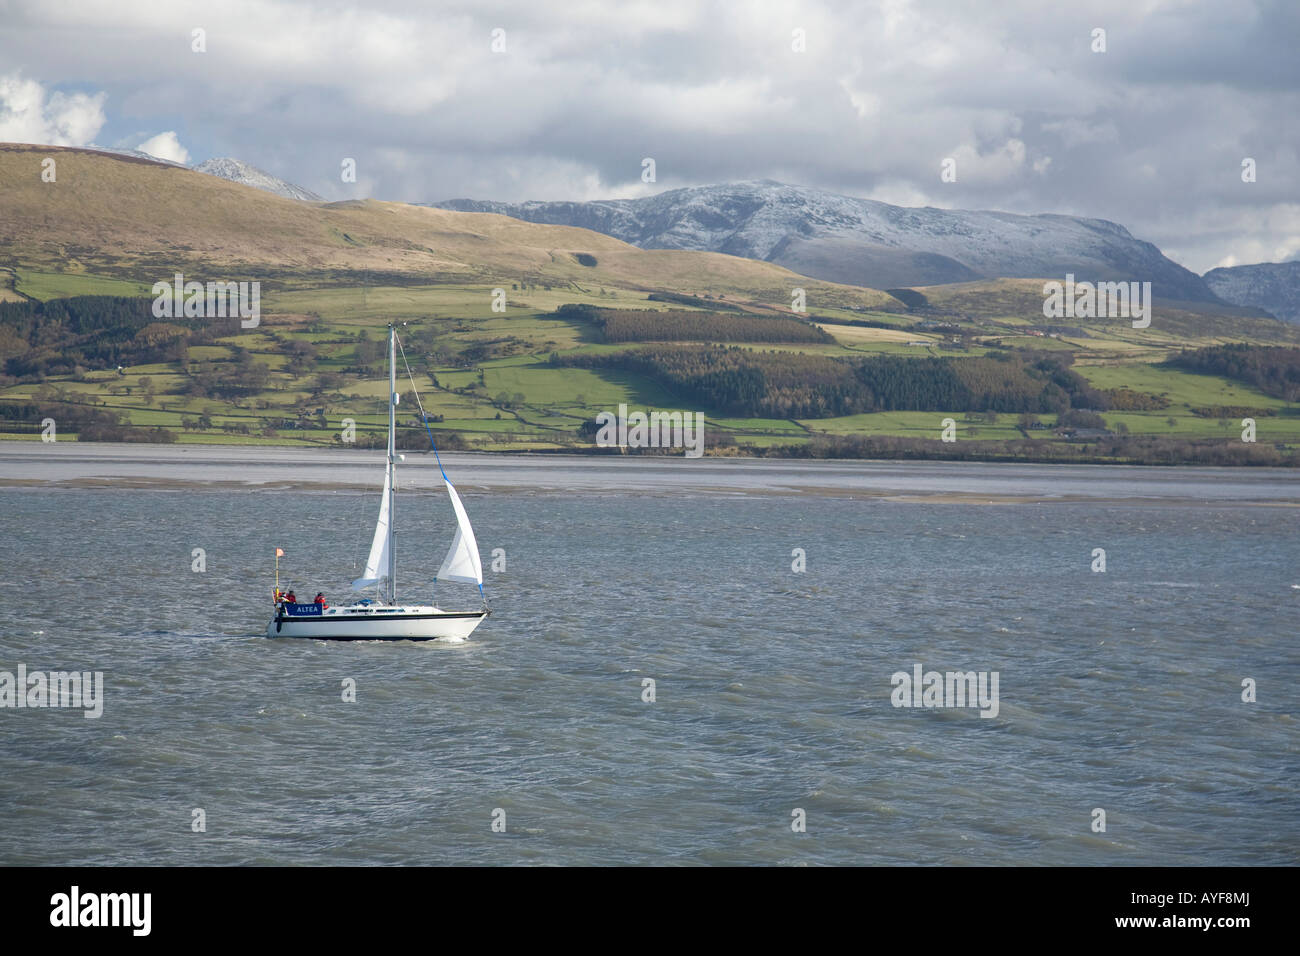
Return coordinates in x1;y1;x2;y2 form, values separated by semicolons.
351;460;392;590
436;478;483;586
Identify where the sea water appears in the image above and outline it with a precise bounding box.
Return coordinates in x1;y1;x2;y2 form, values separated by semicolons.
0;447;1295;865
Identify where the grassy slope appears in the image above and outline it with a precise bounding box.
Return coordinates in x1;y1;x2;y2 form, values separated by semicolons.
2;143;1298;454
6;283;1295;451
0;144;895;308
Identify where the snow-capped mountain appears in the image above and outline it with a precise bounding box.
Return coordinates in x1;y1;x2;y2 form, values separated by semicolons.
92;147;188;167
1203;261;1300;324
83;147;322;201
192;157;322;201
432;180;1218;302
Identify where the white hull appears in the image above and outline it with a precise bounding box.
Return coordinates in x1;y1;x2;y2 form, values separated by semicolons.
267;604;487;642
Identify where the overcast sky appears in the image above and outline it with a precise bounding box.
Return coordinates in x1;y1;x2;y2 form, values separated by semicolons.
1;0;1297;273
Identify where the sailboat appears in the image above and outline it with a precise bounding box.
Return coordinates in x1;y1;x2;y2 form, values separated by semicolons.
266;324;490;642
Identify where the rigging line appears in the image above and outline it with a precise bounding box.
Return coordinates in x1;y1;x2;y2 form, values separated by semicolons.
395;332;449;481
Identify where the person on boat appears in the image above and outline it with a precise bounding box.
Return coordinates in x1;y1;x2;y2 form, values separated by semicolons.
284;589;297;605
314;592;328;609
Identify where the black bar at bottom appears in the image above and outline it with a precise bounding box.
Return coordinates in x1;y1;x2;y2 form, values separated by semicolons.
0;865;1276;942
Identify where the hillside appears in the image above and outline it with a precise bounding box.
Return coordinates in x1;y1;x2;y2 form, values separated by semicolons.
432;180;1220;302
2;142;1299;465
0;144;894;310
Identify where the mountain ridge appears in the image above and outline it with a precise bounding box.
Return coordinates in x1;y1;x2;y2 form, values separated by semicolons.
78;147;322;201
431;180;1218;302
1204;260;1300;324
0;143;892;309
192;157;323;201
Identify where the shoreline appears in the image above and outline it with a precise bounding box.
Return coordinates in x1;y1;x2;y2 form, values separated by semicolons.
3;479;1298;507
2;441;1298;505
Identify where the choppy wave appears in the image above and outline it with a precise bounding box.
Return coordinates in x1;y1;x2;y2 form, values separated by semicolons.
0;485;1296;865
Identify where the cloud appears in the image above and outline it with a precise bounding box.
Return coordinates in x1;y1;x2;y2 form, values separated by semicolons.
948;139;1029;185
1041;118;1118;149
0;72;106;146
136;131;190;164
1160;202;1300;275
0;1;1296;273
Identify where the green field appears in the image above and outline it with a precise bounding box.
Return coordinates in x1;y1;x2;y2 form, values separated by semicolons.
1077;363;1290;410
14;269;154;301
3;268;1299;460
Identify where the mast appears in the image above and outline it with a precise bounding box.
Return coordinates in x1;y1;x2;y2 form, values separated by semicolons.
386;323;397;604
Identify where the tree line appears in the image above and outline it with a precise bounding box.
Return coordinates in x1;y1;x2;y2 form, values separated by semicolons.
553;346;1113;418
0;295;240;380
554;304;832;344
